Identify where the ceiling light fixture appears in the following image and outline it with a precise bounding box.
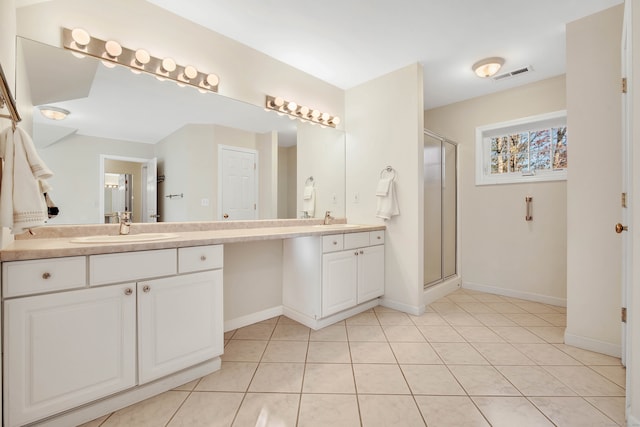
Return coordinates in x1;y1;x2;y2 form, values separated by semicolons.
62;27;220;93
472;57;505;78
265;95;340;128
39;106;70;120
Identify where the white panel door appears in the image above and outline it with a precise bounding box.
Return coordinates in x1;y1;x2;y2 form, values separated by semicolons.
4;284;136;427
357;244;385;303
322;250;357;317
138;270;223;384
220;146;257;220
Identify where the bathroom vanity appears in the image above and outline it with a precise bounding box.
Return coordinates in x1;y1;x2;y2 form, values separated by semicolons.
0;220;384;426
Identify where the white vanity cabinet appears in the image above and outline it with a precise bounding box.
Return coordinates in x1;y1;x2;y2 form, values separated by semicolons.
283;231;385;328
2;245;223;427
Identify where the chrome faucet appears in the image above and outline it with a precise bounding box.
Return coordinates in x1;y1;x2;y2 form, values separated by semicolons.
324;211;334;225
118;211;132;235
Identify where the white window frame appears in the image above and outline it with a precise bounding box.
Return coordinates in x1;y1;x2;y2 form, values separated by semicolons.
475;110;567;186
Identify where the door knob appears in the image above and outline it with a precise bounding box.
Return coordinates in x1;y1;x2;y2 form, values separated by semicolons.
615;223;628;234
223;213;229;219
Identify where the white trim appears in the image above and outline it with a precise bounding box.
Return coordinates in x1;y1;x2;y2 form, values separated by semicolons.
475;110;567;186
224;306;284;332
628;414;640;427
283;299;379;330
217;145;259;220
462;281;567;307
379;297;425;316
564;332;622;358
424;275;462;306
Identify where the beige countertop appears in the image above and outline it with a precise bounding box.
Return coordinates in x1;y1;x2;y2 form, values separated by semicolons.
1;220;385;261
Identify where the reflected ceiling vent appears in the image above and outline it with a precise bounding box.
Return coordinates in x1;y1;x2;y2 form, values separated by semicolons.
492;65;533;81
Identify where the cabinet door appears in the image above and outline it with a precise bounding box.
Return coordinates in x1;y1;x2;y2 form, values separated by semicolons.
322;250;358;317
4;284;136;427
358;245;385;303
138;270;223;384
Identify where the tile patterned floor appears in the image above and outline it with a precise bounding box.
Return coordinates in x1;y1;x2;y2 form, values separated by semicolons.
81;289;625;426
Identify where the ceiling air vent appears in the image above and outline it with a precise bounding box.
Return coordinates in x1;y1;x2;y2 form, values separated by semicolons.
492;65;533;81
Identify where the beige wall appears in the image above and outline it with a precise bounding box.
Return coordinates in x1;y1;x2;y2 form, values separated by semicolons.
346;63;425;314
425;76;568;305
566;5;623;357
277;145;297;219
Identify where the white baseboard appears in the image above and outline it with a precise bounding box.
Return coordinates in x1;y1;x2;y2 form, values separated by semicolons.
224;306;284;332
628;413;640;426
564;332;621;358
424;276;461;306
283;299;379;330
463;281;567;307
379;297;424;316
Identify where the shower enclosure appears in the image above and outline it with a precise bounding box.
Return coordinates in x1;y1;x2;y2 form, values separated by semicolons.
424;130;457;288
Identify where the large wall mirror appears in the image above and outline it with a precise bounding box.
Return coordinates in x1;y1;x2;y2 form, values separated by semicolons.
16;37;345;225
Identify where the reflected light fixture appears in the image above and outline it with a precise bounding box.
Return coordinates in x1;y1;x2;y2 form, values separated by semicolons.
265;95;340;128
472;57;505;78
62;27;219;93
39;106;70;120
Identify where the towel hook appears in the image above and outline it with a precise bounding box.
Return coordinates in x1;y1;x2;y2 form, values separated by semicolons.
380;166;396;179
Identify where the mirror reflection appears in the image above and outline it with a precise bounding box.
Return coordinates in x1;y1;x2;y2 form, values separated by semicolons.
16;37;345;224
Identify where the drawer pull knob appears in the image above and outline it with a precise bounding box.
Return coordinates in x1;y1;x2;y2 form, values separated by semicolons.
200;255;207;261
143;285;151;293
42;272;51;280
377;236;381;240
333;241;337;245
360;250;364;255
354;251;359;256
124;288;133;296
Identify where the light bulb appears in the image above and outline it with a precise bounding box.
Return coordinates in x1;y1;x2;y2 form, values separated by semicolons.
184;65;198;80
161;57;176;73
134;49;151;66
104;40;122;58
71;28;90;47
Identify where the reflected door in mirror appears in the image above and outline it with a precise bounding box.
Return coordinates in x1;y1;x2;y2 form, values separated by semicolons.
219;146;258;220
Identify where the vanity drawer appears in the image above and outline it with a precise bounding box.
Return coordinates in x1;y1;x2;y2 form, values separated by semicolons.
89;249;177;285
370;230;385;245
178;245;223;273
2;257;87;298
322;234;344;253
344;232;370;250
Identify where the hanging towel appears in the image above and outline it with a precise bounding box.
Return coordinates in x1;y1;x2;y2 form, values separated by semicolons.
376;177;392;196
0;127;54;234
302;185;315;217
376;177;399;220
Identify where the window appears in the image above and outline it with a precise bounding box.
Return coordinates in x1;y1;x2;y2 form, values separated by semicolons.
476;110;567;185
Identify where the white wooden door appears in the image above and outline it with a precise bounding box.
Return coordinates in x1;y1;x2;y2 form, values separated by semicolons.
137;270;223;384
219;146;257;220
357;244;385;303
4;284;136;427
322;250;357;317
143;157;158;222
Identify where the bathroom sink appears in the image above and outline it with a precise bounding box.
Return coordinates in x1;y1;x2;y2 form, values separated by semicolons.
69;233;179;244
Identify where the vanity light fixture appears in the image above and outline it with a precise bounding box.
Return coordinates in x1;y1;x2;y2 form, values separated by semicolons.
62;27;220;93
472;57;505;78
265;95;340;128
39;106;70;121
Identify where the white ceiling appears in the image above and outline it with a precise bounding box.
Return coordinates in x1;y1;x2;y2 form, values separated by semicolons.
147;0;623;109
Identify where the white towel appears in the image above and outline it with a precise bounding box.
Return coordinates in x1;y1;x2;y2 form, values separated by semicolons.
302;186;315;217
376;177;392;196
0;127;54;234
376;178;399;220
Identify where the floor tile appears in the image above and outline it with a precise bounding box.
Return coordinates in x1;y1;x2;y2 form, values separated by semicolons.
349;341;397;363
232;393;299;427
409;312;448;326
382;325;426;342
512;301;560;314
441;312;483;326
353;364;410;394
543;366;626;396
101;391;188;427
529;396;619;427
221;340;268;362
447;293;479;303
457;302;496;314
167;392;243;427
261;340;308;363
298;394;360;427
401;364;465;395
345;312;380;325
490;326;546;343
78;414;110;427
346;325;387;341
496;365;576;396
358;395;426;426
584;396;626;426
471;343;534;365
472;396;554;427
473;293;508;303
513;343;581;365
504;313;553;327
390;342;442;364
376;311;414;325
309;323;347;341
417;325;465;342
306;341;350;363
271;324;311;341
195;362;258;392
472;313;518;327
302;363;355;393
415;396;490;427
431;342;489;365
535;313;567;326
454;326;504;342
485;302;528;314
231;323;276;340
276;315;304;325
590;365;626;388
449;365;520;396
248;362;305;393
431;301;467;313
554;344;623;365
526;326;565;343
223;330;236;340
173;379;199;391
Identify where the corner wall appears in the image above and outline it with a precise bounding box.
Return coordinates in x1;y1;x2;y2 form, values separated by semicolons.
345;63;425;314
566;5;623;357
425;76;567;306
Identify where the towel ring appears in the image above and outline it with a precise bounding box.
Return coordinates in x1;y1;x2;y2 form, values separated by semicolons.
380;166;396;180
305;176;314;186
